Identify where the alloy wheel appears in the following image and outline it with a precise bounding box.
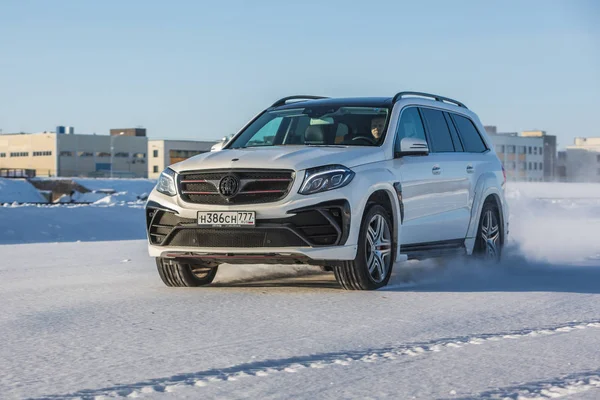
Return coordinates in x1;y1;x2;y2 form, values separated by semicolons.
365;214;392;283
480;210;500;260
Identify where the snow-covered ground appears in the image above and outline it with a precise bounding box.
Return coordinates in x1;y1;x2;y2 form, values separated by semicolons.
0;178;153;244
0;203;145;244
1;182;600;399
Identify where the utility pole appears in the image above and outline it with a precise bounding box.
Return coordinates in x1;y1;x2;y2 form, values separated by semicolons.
110;132;124;178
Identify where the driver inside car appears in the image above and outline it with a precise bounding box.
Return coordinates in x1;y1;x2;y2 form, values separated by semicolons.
370;116;386;141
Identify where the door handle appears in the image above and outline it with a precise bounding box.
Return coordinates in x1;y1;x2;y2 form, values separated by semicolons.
432;165;441;175
466;165;474;173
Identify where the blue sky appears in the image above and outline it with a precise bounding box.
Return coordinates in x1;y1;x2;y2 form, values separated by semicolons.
0;0;598;149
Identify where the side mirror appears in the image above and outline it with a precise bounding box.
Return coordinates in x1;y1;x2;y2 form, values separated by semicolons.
210;141;225;152
395;137;429;157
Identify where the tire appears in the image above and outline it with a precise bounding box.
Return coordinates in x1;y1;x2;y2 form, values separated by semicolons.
333;204;394;290
472;202;503;262
156;257;219;287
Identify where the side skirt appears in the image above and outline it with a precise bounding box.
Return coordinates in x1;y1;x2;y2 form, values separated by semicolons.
401;239;466;260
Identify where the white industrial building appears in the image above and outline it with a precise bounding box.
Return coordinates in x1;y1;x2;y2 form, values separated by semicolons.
0;129;148;178
1;126;222;179
487;132;545;182
148;139;216;179
565;137;600;183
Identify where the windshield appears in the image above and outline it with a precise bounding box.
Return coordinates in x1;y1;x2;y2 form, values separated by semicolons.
228;106;390;148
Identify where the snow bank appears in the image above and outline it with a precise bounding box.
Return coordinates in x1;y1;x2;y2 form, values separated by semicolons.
92;192;142;205
0;178;47;203
55;191;111;204
25;177;157;204
71;178;156;197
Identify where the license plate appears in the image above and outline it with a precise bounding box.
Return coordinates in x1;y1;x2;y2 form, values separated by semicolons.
197;211;255;227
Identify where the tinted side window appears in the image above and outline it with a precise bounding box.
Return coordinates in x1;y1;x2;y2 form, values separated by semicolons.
419;108;455;152
451;114;487;153
394;107;426;153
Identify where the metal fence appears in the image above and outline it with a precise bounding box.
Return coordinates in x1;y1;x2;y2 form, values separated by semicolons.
0;168;37;178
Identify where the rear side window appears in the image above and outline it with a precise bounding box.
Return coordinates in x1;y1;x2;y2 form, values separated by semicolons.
394;107;427;153
444;112;464;152
451;114;487;153
419;108;455;152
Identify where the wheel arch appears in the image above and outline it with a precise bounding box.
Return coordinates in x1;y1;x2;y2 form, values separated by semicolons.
361;185;402;263
482;193;505;243
464;172;507;255
344;165;404;262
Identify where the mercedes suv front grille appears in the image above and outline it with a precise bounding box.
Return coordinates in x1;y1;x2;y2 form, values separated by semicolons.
178;169;295;205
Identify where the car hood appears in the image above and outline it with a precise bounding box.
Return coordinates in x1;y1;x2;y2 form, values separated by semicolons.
170;146;386;173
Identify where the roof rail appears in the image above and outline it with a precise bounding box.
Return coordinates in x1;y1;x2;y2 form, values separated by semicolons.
392;91;467;109
270;95;329;108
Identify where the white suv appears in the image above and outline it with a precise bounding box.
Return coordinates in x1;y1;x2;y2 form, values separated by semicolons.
146;92;508;290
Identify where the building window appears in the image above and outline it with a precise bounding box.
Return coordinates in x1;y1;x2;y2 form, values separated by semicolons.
60;151;73;157
114;152;129;157
33;151;52;156
533;147;537;155
10;152;29;157
528;146;532;154
132;153;146;164
528;162;532;170
96;152;111;157
520;162;526;170
78;151;93;157
153;150;159;157
539;162;543;170
534;163;537;170
539;147;543;155
518;146;526;154
153;166;159;173
0;153;5;158
507;145;515;154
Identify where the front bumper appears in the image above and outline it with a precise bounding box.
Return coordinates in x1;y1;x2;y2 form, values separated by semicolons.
145;197;356;262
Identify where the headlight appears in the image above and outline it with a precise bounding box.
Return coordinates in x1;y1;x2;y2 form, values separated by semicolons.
299;165;355;195
156;168;177;196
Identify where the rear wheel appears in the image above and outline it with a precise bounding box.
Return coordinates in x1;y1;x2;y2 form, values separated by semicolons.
473;202;502;262
156;257;219;287
333;204;393;290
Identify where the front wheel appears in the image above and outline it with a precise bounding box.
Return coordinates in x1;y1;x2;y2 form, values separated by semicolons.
333;204;394;290
156;257;219;287
472;202;503;262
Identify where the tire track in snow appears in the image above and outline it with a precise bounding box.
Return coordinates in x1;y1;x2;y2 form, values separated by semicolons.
448;368;600;399
33;319;600;400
